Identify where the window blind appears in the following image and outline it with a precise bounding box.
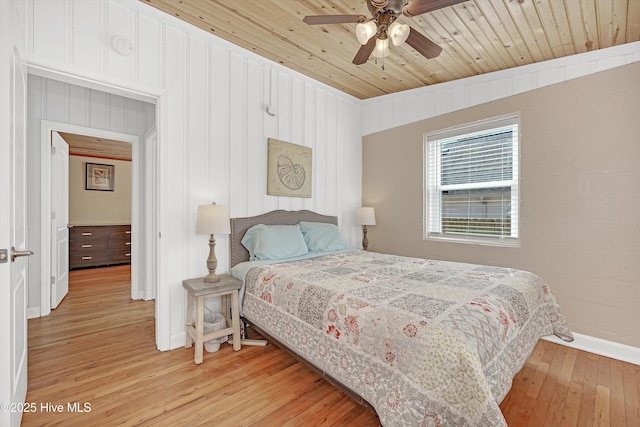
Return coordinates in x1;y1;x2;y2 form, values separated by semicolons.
426;116;519;244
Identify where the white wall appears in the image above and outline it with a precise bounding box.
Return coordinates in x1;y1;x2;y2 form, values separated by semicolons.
362;41;640;136
26;0;362;350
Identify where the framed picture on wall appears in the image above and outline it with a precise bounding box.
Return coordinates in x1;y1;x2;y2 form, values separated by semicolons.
86;163;115;191
267;138;312;198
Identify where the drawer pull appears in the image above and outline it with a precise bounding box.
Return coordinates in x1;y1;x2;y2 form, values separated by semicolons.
81;256;93;260
125;242;132;246
126;253;131;257
125;231;132;234
81;232;93;236
81;244;92;248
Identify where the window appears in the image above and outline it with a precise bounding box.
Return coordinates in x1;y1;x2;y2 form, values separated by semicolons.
425;114;519;246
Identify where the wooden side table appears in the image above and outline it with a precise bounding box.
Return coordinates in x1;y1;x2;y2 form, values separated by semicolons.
183;275;242;364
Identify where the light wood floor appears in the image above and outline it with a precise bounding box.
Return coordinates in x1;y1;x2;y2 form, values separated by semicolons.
23;265;639;426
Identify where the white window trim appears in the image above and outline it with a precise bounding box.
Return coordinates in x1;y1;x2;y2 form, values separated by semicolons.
423;113;521;247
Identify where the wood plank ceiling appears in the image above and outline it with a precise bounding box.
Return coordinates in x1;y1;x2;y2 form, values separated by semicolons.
140;0;640;100
60;132;132;161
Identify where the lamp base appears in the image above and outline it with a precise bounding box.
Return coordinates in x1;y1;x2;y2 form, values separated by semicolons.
203;272;221;283
362;225;369;251
204;235;220;283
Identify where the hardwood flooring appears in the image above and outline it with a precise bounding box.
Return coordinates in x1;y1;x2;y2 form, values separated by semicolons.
23;265;639;426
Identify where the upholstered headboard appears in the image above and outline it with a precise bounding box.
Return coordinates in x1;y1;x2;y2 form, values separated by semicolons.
229;210;338;268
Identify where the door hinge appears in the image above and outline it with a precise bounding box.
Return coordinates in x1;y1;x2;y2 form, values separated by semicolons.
51;146;56;154
0;249;7;263
51;211;56;220
51;276;55;285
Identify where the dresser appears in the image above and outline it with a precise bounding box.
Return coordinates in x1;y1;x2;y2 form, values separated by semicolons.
69;225;132;269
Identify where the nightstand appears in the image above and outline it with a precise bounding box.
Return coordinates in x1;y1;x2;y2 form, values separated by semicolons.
183;275;242;364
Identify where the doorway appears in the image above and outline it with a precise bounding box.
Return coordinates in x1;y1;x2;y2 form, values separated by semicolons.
53;129;134;308
38;122;146;314
27;75;157;319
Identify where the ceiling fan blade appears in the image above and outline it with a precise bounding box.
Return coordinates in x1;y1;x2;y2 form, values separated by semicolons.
352;36;376;65
303;15;366;25
402;0;468;17
405;27;442;59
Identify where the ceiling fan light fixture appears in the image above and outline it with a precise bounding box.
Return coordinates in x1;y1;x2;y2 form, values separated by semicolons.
373;37;390;58
356;21;377;44
388;21;410;46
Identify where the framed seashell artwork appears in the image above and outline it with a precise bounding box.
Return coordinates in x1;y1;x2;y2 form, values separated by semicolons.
267;138;312;198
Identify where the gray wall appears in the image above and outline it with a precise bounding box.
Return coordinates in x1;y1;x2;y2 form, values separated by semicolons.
362;62;640;348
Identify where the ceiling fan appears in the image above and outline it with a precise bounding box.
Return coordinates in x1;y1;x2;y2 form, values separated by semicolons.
303;0;467;65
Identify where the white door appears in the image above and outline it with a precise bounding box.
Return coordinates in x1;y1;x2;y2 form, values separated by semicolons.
0;47;29;426
51;131;69;308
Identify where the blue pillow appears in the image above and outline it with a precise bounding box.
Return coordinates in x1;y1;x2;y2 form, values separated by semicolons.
298;221;351;253
241;224;309;260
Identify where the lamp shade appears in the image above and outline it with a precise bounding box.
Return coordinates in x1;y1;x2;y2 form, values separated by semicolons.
388;21;410;46
195;203;231;235
373;38;390;58
355;207;376;226
356;21;377;45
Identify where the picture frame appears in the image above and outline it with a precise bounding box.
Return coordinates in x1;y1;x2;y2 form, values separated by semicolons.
86;163;115;191
267;138;312;198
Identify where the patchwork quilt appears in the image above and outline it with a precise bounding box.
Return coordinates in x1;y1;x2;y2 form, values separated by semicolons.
241;250;572;426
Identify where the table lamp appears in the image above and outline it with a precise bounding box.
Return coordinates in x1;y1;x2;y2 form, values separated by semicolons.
355;207;376;250
195;203;231;282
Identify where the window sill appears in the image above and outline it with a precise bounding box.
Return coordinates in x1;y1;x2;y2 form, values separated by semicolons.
425;234;520;248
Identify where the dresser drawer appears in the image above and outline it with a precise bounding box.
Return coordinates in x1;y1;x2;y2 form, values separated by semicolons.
70;226;110;240
108;237;132;251
70;251;109;267
110;225;132;239
109;249;132;263
70;239;108;253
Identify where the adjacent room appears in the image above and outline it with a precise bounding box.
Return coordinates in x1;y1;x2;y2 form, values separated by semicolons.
1;0;639;426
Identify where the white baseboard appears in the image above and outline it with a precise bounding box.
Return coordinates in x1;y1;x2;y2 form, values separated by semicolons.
27;307;41;319
131;290;145;300
170;332;186;351
543;333;640;366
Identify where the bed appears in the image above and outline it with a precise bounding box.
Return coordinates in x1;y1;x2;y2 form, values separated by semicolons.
229;210;573;426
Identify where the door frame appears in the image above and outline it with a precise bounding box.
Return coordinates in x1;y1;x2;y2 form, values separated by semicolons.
27;63;169;350
40;123;140;315
49;131;69;310
143;126;158;301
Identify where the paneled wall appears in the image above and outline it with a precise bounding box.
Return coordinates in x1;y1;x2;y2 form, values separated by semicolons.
26;0;362;349
362;41;640;136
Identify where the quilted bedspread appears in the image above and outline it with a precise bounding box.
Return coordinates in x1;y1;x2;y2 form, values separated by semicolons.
241;250;572;426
